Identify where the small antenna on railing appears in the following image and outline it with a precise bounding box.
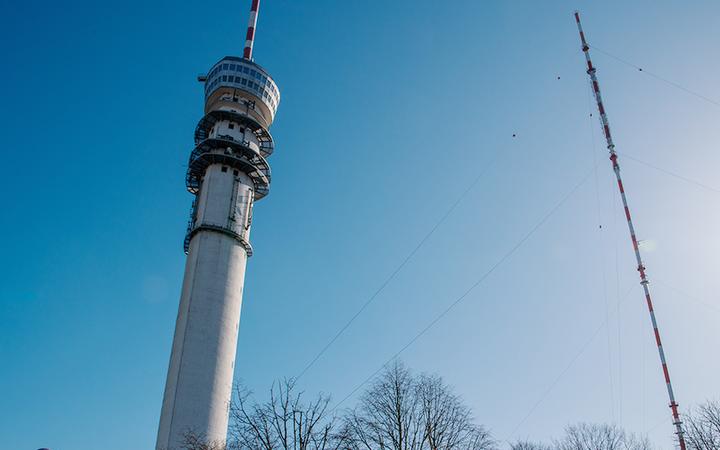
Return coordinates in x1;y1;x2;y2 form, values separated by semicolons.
243;0;260;60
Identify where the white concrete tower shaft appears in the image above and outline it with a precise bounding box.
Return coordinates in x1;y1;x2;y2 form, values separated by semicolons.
156;4;280;448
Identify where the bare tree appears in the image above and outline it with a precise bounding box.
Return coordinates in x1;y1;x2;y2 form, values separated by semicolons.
340;361;495;450
553;423;651;450
685;400;720;450
179;432;227;450
509;442;552;450
229;378;341;450
342;361;425;450
416;373;493;450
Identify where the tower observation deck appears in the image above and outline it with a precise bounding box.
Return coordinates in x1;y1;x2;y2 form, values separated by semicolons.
156;2;280;449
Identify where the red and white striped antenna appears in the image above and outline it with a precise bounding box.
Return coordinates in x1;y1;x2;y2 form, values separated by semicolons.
574;11;687;450
243;0;260;60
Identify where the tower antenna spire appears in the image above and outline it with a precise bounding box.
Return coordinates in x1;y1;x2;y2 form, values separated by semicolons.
574;11;687;450
243;0;260;59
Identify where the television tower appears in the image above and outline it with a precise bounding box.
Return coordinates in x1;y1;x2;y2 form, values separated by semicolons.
156;1;280;448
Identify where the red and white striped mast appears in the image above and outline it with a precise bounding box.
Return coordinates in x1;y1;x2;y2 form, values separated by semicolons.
573;11;687;450
243;0;260;59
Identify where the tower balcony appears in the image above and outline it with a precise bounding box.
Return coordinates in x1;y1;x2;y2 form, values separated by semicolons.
186;138;271;200
195;109;274;157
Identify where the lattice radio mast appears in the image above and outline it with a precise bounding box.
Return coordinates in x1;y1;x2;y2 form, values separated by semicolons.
574;11;687;450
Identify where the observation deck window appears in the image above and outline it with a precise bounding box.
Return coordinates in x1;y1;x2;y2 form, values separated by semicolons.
204;60;279;114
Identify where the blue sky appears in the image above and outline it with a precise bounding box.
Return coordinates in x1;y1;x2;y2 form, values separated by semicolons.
1;0;719;448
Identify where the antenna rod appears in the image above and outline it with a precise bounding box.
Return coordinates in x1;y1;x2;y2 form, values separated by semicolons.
573;11;687;450
243;0;260;59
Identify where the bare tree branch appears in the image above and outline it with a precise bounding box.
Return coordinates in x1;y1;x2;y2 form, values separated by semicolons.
553;423;651;450
685;400;720;450
340;361;495;450
228;379;341;450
